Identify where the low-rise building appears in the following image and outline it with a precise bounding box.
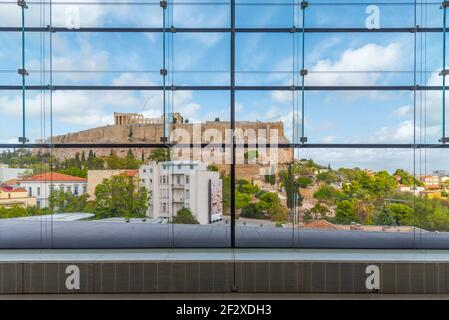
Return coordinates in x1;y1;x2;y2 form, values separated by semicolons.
421;175;440;190
398;184;425;194
139;161;223;225
18;172;87;208
0;185;37;208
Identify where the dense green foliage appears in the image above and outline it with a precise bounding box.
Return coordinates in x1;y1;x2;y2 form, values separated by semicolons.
307;165;449;231
49;190;92;213
148;148;171;163
94;175;149;219
0;205;51;219
0;149;141;179
241;191;288;221
394;169;423;187
172;208;199;224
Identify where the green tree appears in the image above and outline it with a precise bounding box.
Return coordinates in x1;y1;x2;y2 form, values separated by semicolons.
106;151;120;169
316;171;338;184
172;208;199;224
264;174;276;186
314;184;345;203
123;149;140;169
207;164;219;172
296;176;313;188
148;148;171;163
394;169;423;187
241;203;266;219
279;165;303;209
58;167;87;178
94;175;149;219
237;179;260;194
254;192;288;221
236;192;252;209
310;203;329;218
48;190;91;213
335;200;358;225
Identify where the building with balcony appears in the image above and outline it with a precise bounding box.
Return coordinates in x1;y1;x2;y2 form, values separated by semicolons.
18;173;88;208
139;161;223;225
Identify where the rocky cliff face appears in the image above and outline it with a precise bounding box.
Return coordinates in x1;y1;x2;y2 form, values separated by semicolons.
36;121;293;164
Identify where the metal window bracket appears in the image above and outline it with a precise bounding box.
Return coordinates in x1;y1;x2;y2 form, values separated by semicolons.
160;136;168;143
47;25;55;33
170;26;176;33
290;85;296;91
160;0;167;8
411;26;420;33
442;1;449;9
17;0;28;8
411;85;420;91
170;85;177;91
18;137;29;143
290;26;297;33
440;69;449;76
300;137;308;143
47;85;55;91
440;137;449;143
18;68;28;76
160;69;168;76
301;1;308;10
300;69;308;77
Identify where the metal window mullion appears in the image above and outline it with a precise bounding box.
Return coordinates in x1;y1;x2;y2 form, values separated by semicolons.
230;0;236;249
301;2;306;143
2;85;449;91
443;4;447;143
4;27;449;33
19;1;28;144
162;3;168;141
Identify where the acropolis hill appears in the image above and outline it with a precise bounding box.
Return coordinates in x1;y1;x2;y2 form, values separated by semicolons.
37;112;293;165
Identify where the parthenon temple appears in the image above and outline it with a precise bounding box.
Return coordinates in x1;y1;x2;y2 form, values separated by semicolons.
114;112;184;126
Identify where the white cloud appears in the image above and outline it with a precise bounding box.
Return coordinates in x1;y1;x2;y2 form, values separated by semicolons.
373;120;440;143
308;43;403;86
271;91;293;103
394;105;413;117
322;136;335;143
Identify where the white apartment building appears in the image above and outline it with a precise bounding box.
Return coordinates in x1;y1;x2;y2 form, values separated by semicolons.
18;172;88;208
139;161;223;225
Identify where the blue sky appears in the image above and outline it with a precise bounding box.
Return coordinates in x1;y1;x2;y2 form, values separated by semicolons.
0;0;448;172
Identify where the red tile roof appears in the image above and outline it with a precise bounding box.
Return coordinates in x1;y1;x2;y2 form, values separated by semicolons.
0;186;26;193
20;172;87;182
303;219;343;230
121;170;138;177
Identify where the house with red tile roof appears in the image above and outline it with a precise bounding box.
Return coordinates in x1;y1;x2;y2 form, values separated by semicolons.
0;185;37;208
18;172;87;208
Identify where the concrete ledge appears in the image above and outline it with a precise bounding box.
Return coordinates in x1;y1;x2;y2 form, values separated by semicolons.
0;249;448;294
